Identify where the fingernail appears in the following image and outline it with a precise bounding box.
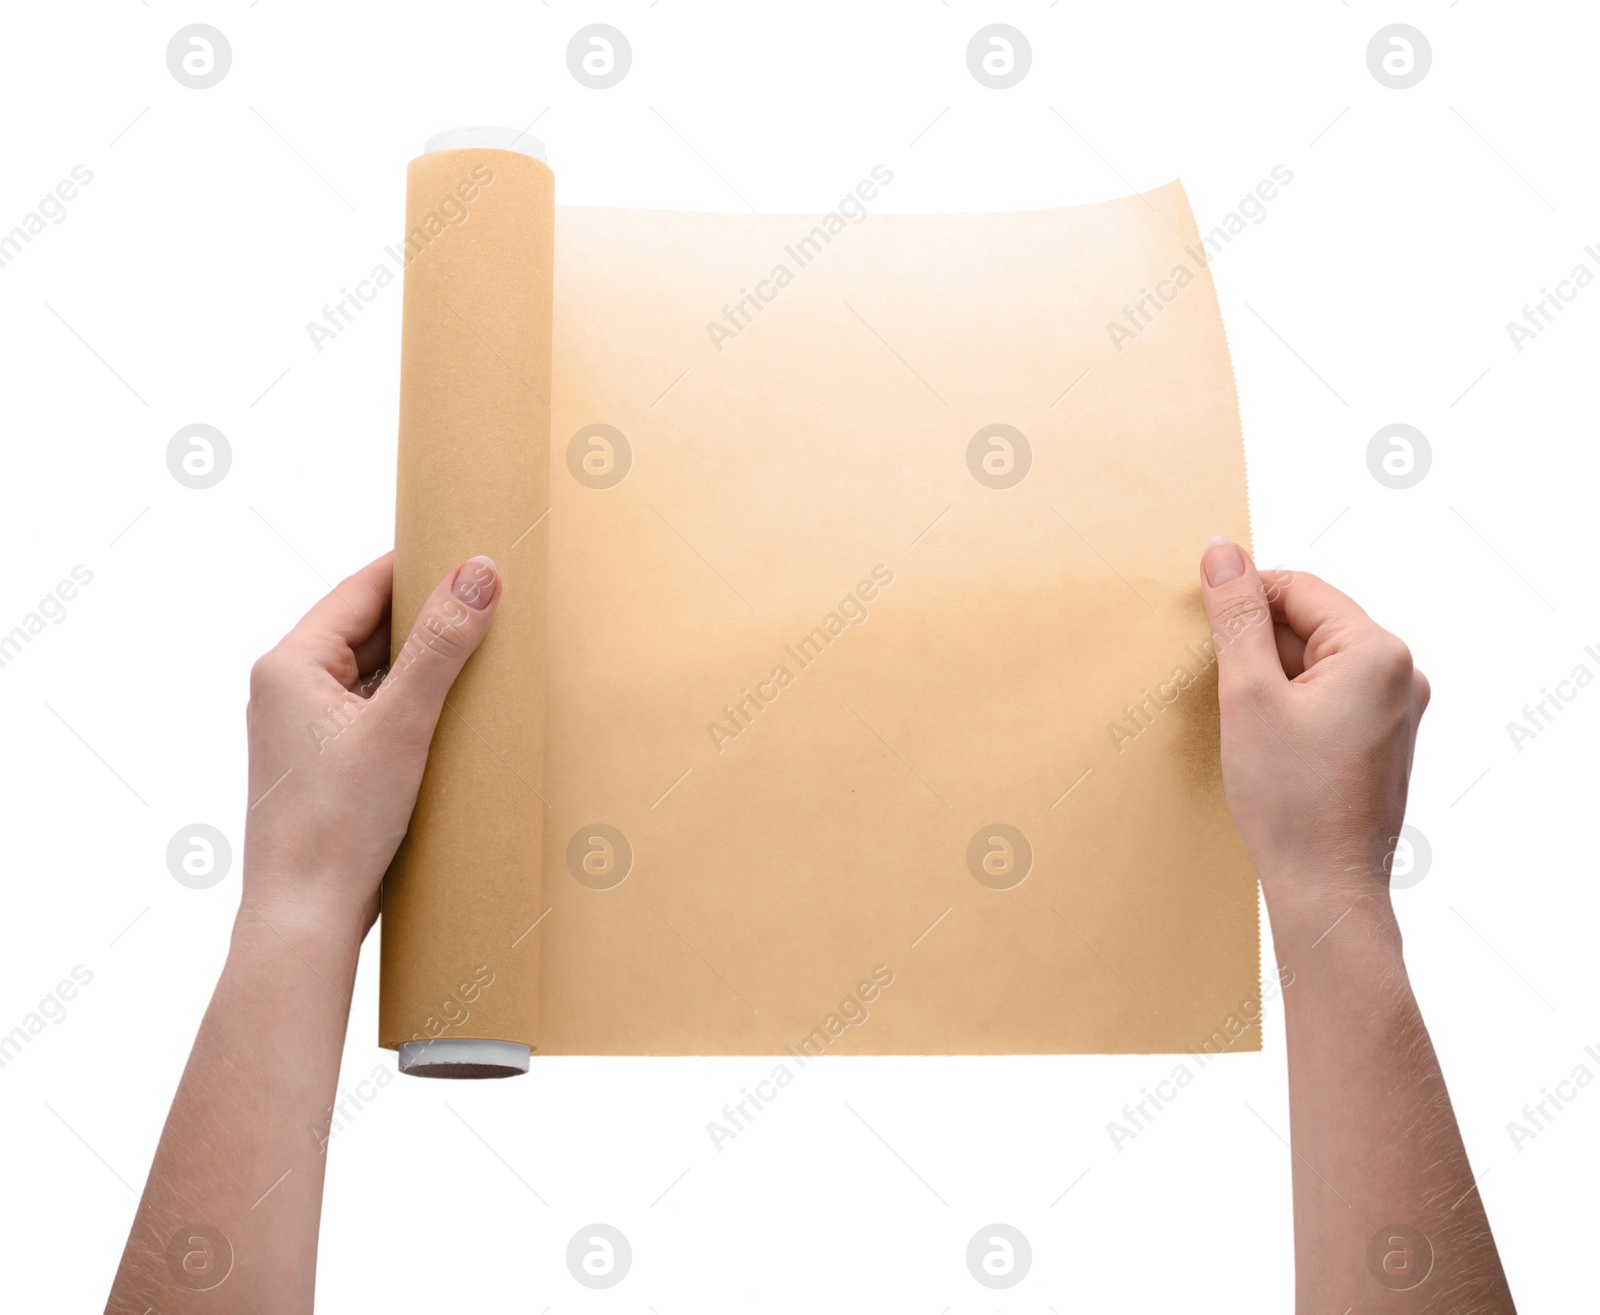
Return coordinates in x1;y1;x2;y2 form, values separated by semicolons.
454;555;498;610
1202;536;1246;586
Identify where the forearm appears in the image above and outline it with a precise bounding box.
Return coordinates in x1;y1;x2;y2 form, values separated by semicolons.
1267;881;1514;1314
107;899;362;1313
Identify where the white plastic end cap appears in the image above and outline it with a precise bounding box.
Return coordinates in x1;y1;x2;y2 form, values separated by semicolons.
423;125;546;162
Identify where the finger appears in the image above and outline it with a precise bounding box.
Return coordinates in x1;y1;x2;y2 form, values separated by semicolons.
1273;621;1308;679
352;659;390;700
351;616;393;681
375;556;501;729
1258;569;1374;661
292;552;395;651
1200;537;1285;698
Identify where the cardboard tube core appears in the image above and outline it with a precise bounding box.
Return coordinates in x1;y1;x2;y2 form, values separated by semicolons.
398;1040;532;1080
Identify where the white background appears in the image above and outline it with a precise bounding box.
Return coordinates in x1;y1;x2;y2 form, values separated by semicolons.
1;2;1594;1310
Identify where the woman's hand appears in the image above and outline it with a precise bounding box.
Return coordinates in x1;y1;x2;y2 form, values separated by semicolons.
109;548;503;1314
1199;537;1429;921
1201;537;1513;1314
240;551;501;940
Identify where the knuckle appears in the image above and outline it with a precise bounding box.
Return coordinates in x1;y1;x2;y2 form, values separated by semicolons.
1209;587;1270;639
312;634;360;689
1263;567;1313;598
1372;632;1414;677
1222;666;1273;709
248;648;286;701
1413;667;1432;712
397;601;474;670
1259;567;1300;601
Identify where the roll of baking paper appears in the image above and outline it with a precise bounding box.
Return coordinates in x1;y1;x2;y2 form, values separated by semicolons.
379;126;552;1078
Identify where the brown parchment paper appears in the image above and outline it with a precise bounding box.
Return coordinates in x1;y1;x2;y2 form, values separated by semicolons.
383;148;1260;1058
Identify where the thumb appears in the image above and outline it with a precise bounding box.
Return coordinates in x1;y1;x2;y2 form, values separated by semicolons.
382;555;501;727
1200;537;1284;699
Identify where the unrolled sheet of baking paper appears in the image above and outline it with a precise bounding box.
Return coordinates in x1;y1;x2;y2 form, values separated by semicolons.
382;149;1260;1058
